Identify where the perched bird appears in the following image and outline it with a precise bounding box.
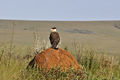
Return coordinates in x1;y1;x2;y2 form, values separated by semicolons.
49;27;60;49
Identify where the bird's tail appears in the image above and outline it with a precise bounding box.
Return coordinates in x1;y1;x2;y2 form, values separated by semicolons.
51;42;57;49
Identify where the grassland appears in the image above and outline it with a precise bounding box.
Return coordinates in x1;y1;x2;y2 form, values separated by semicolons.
0;20;120;55
0;42;120;80
0;20;120;80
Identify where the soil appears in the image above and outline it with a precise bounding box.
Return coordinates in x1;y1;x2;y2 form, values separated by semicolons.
27;48;82;70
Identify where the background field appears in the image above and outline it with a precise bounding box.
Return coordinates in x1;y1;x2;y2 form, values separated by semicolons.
0;20;120;56
0;20;120;80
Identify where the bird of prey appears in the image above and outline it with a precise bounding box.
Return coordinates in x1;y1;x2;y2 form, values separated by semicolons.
49;27;60;49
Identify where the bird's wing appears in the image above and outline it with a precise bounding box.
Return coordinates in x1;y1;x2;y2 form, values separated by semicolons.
54;32;60;44
50;32;60;43
49;33;53;44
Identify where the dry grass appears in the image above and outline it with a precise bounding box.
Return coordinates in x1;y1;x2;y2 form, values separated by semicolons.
0;41;120;80
0;20;120;56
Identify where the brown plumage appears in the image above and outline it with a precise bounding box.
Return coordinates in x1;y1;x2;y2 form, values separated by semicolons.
49;32;60;49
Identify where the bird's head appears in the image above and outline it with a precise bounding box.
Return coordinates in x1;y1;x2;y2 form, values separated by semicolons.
51;26;56;32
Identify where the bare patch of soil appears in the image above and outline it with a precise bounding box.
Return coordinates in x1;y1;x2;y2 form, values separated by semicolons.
27;48;82;70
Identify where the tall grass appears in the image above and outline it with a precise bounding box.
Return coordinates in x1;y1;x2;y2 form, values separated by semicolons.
70;41;120;80
33;31;50;54
0;41;120;80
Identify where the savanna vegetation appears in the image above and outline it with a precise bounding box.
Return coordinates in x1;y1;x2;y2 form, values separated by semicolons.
0;20;120;80
0;41;120;80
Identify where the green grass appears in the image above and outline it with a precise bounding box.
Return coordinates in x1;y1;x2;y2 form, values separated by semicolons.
0;43;120;80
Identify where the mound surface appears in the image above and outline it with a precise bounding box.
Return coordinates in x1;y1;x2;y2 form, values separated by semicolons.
27;48;82;70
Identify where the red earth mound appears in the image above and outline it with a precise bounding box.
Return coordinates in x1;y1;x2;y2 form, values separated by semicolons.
27;48;82;70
